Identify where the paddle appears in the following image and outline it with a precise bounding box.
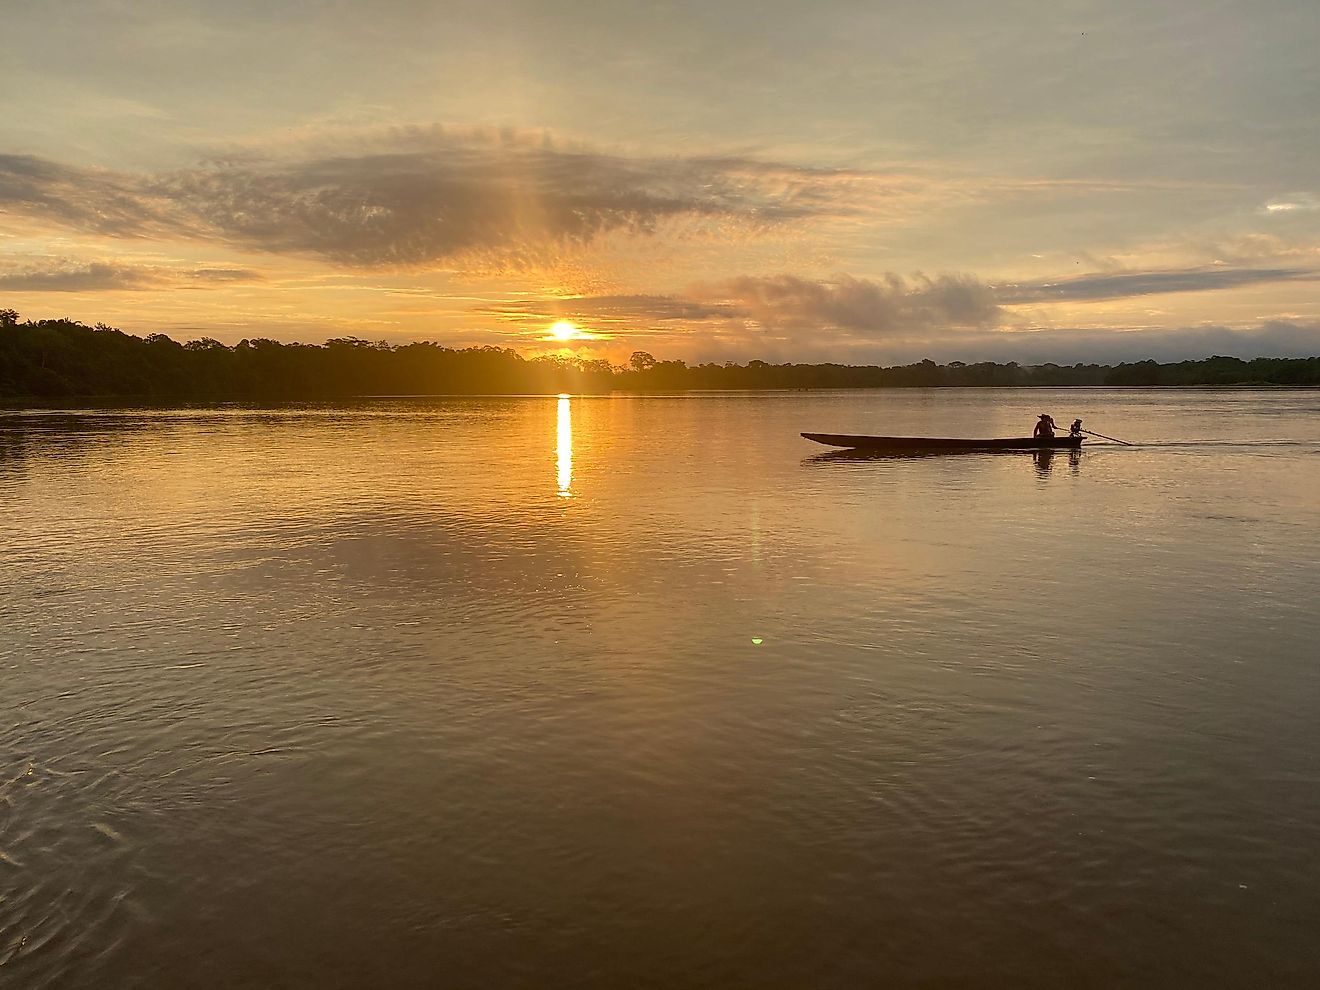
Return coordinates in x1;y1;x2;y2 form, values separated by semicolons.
1075;427;1135;446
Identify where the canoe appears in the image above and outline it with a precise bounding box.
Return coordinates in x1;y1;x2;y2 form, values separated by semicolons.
801;432;1084;451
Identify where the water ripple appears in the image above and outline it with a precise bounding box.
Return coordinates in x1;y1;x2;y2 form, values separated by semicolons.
3;390;1319;987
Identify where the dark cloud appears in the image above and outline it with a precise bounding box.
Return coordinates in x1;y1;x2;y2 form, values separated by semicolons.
0;154;179;237
0;260;263;292
187;267;263;283
998;266;1319;303
705;273;1002;337
0;134;872;269
0;262;162;292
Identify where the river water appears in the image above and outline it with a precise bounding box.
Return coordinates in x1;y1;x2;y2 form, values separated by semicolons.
2;388;1318;988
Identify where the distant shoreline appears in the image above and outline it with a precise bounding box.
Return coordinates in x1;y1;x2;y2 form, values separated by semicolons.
5;384;1320;409
3;317;1320;399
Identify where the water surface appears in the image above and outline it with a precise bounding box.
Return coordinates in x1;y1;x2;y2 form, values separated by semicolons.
2;389;1319;987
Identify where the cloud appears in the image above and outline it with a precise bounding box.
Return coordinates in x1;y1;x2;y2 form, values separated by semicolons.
702;272;1003;337
0;261;161;292
997;266;1319;303
0;130;910;270
658;320;1320;367
475;275;1320;366
920;320;1320;365
0;259;263;292
478;293;739;327
187;267;263;283
1263;194;1320;214
0;154;180;237
474;273;1003;340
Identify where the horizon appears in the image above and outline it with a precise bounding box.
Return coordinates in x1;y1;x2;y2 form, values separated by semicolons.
4;2;1320;365
9;308;1320;370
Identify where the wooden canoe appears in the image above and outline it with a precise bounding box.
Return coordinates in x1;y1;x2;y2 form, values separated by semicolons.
801;432;1084;451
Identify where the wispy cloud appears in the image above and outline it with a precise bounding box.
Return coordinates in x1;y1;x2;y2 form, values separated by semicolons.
0;261;159;292
0;154;180;237
188;267;262;283
479;293;740;327
0;259;263;292
1263;193;1320;214
480;272;1003;340
997;266;1319;304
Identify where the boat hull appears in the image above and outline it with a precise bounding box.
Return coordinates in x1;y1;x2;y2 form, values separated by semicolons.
801;432;1084;451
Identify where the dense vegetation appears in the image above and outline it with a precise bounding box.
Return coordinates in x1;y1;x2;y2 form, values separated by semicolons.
3;310;1319;399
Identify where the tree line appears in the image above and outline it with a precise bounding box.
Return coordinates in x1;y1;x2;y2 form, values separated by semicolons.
2;311;1319;399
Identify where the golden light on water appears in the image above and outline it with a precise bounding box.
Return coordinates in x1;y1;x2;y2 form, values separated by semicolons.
556;394;572;497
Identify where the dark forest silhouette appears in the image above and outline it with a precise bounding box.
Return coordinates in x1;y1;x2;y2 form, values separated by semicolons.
3;310;1319;399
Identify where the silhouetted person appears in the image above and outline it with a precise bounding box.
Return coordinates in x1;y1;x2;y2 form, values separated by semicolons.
1033;414;1057;439
1070;418;1084;437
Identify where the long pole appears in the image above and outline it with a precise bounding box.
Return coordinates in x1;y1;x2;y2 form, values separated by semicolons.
1078;428;1135;446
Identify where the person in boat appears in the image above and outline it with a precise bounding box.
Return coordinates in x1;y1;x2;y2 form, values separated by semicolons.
1070;418;1084;437
1033;414;1058;439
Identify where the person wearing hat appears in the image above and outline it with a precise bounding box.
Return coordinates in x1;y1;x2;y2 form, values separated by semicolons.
1033;414;1057;439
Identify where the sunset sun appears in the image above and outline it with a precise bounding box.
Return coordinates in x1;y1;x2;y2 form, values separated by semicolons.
549;320;580;341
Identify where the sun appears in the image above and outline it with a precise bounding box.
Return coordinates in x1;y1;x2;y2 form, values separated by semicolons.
549;320;580;341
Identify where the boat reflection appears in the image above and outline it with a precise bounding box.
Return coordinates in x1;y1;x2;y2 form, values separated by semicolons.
1034;448;1083;475
556;394;572;497
807;447;1084;468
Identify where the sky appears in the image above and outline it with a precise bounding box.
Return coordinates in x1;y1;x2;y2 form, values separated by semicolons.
3;0;1320;363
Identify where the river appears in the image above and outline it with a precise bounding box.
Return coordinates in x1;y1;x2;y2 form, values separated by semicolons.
2;388;1318;987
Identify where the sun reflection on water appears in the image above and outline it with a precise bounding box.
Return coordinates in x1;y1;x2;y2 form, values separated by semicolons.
556;394;572;497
